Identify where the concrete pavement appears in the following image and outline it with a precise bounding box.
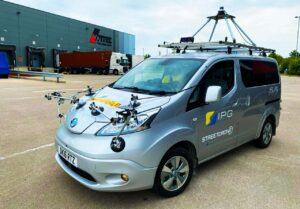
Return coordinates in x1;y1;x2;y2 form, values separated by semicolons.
0;75;299;209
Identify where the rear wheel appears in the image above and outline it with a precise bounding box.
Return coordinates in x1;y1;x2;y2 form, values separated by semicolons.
103;68;109;75
254;118;274;148
97;69;103;75
154;148;194;197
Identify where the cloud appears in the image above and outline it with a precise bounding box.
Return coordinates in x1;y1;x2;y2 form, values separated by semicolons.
6;0;300;56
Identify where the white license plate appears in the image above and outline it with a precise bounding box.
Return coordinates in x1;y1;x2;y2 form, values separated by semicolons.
58;145;78;167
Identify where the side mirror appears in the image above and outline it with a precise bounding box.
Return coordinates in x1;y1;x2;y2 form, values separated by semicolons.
205;86;222;103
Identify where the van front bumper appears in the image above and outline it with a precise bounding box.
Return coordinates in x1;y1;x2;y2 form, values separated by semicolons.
55;140;157;192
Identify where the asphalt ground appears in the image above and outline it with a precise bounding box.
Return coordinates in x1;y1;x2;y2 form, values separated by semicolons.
0;75;299;209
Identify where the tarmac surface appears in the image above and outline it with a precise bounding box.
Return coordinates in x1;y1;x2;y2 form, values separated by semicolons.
0;75;299;209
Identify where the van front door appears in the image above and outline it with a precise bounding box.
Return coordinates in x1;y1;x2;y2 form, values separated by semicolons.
187;60;240;160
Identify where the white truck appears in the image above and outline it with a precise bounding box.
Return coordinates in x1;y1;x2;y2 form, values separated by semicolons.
109;52;130;75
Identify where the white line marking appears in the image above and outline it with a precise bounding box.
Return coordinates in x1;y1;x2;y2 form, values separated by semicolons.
2;96;42;101
69;81;83;83
282;111;291;114
0;86;48;91
0;143;54;161
33;88;82;93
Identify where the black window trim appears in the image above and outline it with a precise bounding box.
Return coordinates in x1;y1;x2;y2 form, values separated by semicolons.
239;59;280;89
186;59;236;111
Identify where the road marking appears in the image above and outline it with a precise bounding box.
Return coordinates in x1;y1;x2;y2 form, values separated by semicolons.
0;143;54;161
2;96;42;101
0;86;48;91
69;81;83;83
33;88;83;93
281;111;291;114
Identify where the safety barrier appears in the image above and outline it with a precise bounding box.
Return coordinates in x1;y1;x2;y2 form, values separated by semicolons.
10;70;63;83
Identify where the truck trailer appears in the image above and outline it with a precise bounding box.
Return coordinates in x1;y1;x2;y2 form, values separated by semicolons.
58;51;129;75
126;54;144;69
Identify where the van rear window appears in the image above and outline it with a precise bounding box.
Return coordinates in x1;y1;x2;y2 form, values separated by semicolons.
239;60;279;87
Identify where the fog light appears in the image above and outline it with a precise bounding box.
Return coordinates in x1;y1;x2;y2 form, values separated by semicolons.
121;174;129;182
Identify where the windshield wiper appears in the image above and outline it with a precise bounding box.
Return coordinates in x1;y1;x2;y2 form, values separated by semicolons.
113;86;151;93
113;86;176;95
148;90;177;95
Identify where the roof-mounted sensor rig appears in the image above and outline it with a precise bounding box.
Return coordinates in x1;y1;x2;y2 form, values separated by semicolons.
158;7;275;56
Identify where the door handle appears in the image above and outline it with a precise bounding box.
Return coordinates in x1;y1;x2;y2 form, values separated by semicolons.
232;96;250;107
232;101;239;107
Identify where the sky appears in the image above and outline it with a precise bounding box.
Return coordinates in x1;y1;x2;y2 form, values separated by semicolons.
6;0;300;57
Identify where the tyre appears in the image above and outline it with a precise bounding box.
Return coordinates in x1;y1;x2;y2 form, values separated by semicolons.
103;69;109;75
254;118;274;148
154;147;194;197
97;69;103;75
113;69;119;75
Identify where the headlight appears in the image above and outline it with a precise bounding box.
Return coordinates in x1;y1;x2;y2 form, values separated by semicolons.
96;108;160;136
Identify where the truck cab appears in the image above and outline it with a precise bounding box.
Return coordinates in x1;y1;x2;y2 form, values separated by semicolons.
110;53;129;75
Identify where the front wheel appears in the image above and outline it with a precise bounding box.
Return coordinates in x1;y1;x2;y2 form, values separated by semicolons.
113;69;119;75
154;148;194;197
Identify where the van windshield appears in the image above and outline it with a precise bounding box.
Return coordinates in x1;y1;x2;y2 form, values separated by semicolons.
112;58;205;95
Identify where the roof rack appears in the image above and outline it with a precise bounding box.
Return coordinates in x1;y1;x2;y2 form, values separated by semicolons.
158;41;275;56
158;7;275;56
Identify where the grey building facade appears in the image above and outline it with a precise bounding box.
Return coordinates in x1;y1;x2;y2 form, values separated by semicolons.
0;1;135;69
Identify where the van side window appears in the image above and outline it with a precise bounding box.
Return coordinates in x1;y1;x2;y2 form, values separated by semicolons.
187;60;234;111
240;60;279;87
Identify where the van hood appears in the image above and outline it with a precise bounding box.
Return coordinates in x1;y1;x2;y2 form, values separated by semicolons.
65;86;170;134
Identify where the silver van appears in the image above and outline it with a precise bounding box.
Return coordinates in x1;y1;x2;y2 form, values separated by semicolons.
54;52;280;197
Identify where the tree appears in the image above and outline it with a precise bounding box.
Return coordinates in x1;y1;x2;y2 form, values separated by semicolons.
288;58;300;75
280;58;290;74
269;52;284;66
289;50;300;58
269;52;286;73
144;54;151;59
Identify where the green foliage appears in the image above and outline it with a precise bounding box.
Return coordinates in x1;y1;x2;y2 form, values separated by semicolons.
269;52;284;65
280;58;290;73
289;50;300;58
269;52;284;72
144;54;151;59
270;50;300;75
288;58;300;75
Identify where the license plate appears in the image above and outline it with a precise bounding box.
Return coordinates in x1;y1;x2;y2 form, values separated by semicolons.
58;145;78;167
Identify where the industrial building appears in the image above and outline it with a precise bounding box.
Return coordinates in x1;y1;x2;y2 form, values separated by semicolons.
0;1;135;70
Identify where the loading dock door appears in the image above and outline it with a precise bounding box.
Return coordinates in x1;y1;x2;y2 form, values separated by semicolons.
26;46;45;71
31;53;41;68
0;44;16;68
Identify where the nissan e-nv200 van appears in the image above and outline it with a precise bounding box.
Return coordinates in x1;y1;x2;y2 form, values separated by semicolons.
54;52;280;197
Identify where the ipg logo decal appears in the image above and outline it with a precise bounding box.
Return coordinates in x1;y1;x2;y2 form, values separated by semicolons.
205;110;233;126
89;28;112;46
206;111;218;126
70;118;78;128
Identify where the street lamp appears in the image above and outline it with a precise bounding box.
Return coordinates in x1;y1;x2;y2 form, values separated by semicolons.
295;16;300;53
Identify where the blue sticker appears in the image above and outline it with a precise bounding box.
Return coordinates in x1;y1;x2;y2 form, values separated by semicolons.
70;118;78;128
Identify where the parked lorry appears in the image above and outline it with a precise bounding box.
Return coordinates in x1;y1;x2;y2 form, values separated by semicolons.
58;51;129;75
126;54;144;69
